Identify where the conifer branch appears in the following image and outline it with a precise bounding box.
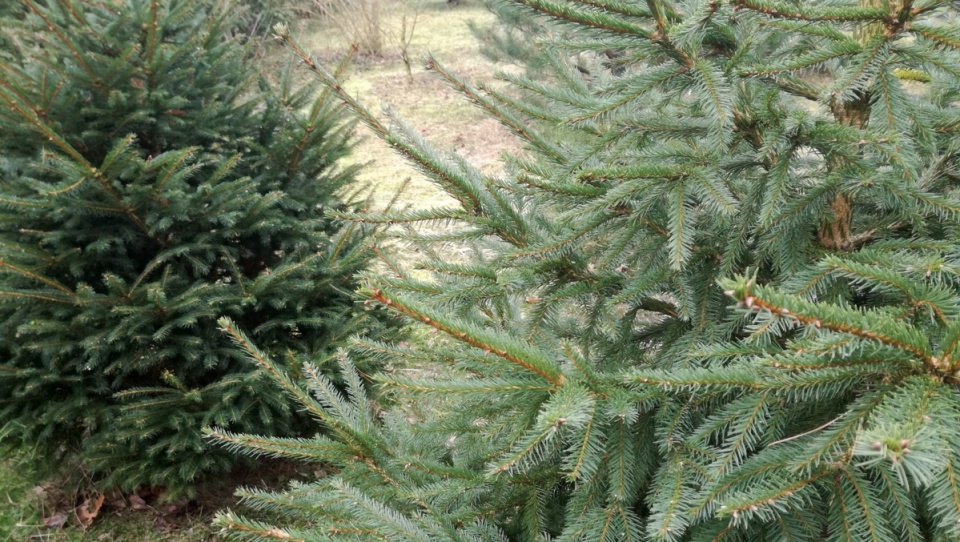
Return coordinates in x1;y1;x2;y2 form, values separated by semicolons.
0;91;92;167
513;212;616;257
152;148;198;194
425;55;563;162
218;318;376;455
941;458;960;523
367;289;566;387
646;0;668;38
515;174;604;197
216;514;305;541
733;0;889;22
0;258;77;299
0;60;35;106
0;290;75;304
793;391;887;472
561;342;604;391
723;470;830;517
0;91;151;235
275;27;389;139
489;424;557;474
726;281;939;372
287;46;357;175
767;416;842;448
273;34;489;215
833;468;891;542
577;0;651;18
23;0;101;88
377;377;553;394
565;415;598;480
569;65;685;122
938;322;960;370
910;24;960;50
512;0;653;37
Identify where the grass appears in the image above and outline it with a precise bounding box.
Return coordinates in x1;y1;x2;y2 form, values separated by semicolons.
289;0;522;208
0;455;317;541
0;458;221;541
0;0;518;539
0;458;38;540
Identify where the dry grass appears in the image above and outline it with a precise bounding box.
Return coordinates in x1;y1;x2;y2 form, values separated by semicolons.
288;0;522;209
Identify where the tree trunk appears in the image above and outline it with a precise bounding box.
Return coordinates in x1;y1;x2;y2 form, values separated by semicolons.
817;0;886;251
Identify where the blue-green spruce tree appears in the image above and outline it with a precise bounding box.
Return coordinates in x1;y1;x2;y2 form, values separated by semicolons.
212;0;960;540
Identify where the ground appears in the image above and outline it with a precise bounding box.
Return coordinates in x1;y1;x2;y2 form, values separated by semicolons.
293;0;522;208
0;0;519;539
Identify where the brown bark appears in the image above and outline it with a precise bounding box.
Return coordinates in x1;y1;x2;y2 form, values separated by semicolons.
817;192;854;251
816;0;885;251
819;90;871;250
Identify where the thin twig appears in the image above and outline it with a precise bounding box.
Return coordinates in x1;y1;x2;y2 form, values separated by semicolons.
768;416;842;447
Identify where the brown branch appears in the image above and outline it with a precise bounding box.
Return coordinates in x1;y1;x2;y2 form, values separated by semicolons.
368;289;566;387
738;291;940;374
513;0;652;37
734;0;887;22
0;258;77;299
646;0;669;38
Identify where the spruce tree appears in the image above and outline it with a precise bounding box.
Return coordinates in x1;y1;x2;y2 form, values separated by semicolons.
0;0;387;496
213;0;960;540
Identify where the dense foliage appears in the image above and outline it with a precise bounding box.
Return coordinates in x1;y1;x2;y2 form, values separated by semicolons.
205;0;960;540
0;0;386;496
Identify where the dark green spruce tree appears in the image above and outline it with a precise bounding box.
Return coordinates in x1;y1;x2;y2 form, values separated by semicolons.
211;0;960;540
0;0;389;496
